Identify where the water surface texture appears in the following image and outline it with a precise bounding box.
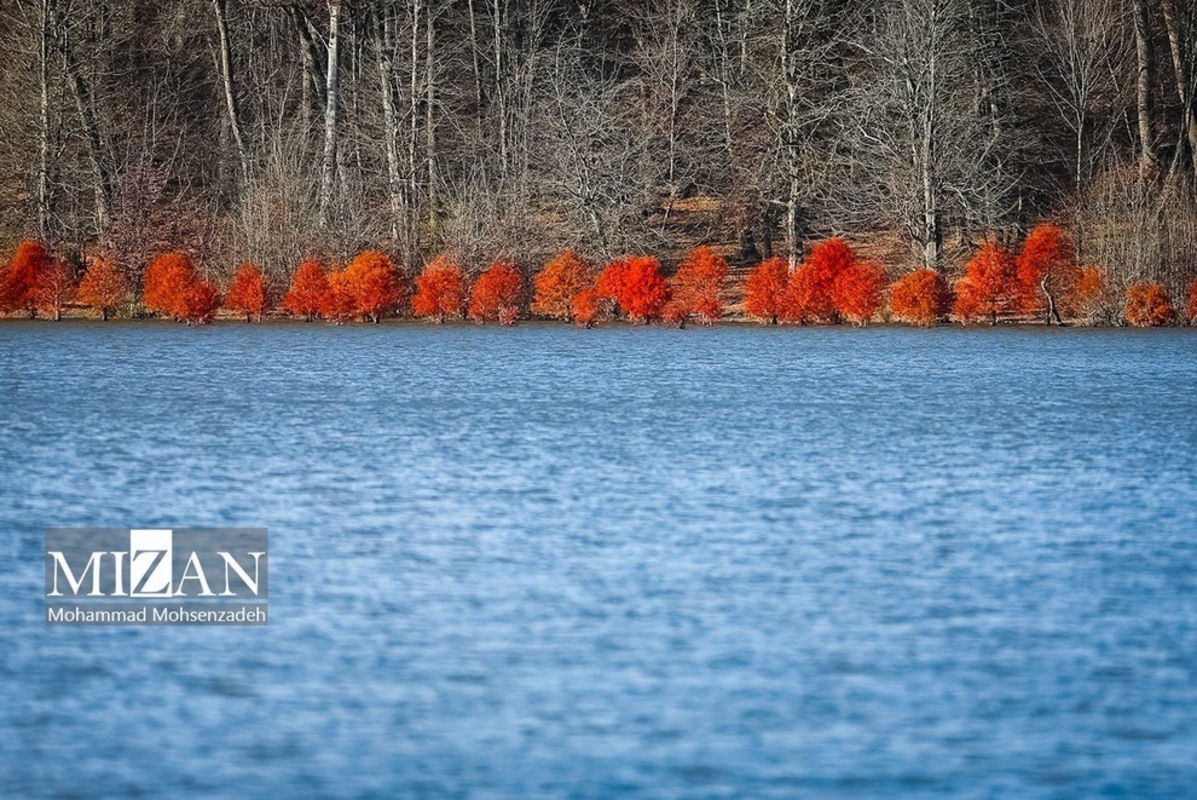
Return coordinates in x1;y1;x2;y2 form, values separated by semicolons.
1;322;1196;798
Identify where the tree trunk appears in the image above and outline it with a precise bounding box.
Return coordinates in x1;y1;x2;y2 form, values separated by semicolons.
374;6;404;245
1041;276;1063;325
408;0;422;261
922;25;940;272
318;1;342;227
426;4;437;231
785;178;800;269
467;0;482;107
52;6;111;232
213;0;249;189
492;0;507;174
781;0;800;268
38;0;50;238
1160;0;1197;182
1132;0;1157;173
290;7;323;137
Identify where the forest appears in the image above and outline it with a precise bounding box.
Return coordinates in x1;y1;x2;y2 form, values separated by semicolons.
2;0;1197;326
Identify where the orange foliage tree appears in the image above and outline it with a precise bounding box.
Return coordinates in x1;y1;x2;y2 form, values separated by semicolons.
283;260;330;321
831;261;887;326
344;250;406;323
77;255;129;320
412;255;467;322
595;259;631;309
1;239;54;318
320;269;358;323
599;256;669;323
469;262;523;325
1015;224;1080;324
143;252;219;324
1124;282;1175;327
953;240;1018;325
890;269;950;327
33;255;75;321
571;286;602;328
143;252;198;319
742;257;789;324
1068;267;1108;322
225;263;269;322
781;238;856;323
666;245;727;325
182;279;221;325
1186;278;1197;324
532;249;591;320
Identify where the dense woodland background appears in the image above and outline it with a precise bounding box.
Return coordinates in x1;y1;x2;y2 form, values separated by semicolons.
2;0;1196;297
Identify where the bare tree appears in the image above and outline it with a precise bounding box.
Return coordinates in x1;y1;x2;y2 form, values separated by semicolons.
1160;0;1197;182
1032;0;1131;189
318;0;341;227
842;0;1005;270
213;0;249;191
1131;0;1157;172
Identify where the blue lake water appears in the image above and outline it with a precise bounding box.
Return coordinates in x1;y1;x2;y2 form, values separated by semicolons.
1;321;1196;798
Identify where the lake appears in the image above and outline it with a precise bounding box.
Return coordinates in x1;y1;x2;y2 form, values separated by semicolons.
1;321;1195;798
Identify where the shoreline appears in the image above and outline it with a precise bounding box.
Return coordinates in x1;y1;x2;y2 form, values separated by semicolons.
1;312;1192;330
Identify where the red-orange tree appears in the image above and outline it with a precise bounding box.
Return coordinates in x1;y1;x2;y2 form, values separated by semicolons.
667;246;727;325
412;255;467;322
532;249;591;320
34;256;74;321
469;262;523;325
571;286;602;328
781;237;855;323
595;259;630;305
742;257;788;324
831;261;887;326
345;250;406;323
1069;267;1108;322
182;279;221;325
321;269;358;323
143;252;199;319
1125;282;1175;327
599;256;668;323
225;263;269;322
283;260;330;321
782;238;855;323
77;255;129;320
1;240;53;318
953;240;1018;325
1015;224;1080;324
143;252;220;324
1186;278;1197;324
890;269;950;327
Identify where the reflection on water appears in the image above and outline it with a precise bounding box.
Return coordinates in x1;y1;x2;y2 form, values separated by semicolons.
1;322;1196;797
